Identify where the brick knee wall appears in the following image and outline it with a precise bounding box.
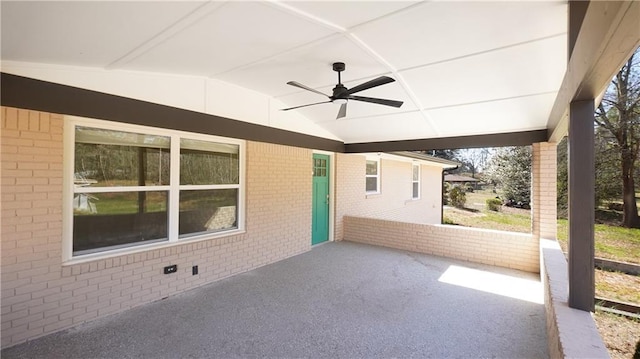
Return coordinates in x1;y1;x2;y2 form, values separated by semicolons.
540;239;609;358
344;216;539;273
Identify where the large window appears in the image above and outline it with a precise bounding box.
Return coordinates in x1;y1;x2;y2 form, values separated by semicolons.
365;158;380;194
412;164;420;199
66;118;244;258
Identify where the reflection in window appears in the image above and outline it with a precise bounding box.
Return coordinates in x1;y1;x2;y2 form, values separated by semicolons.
412;164;420;199
180;138;239;185
179;189;238;236
75;127;170;187
73;191;168;254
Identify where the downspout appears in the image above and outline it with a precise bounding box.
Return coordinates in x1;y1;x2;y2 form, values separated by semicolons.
441;165;459;224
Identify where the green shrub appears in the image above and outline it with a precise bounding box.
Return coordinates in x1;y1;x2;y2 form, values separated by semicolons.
443;182;451;205
449;186;466;208
486;198;502;212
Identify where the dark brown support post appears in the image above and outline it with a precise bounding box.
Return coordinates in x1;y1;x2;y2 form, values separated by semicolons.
568;0;589;59
568;99;595;311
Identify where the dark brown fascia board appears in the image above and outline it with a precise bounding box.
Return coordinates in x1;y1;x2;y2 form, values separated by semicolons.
0;73;345;153
344;129;548;153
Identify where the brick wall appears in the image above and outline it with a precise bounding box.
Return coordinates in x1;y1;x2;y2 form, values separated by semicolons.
334;154;443;240
1;107;312;348
344;216;539;272
540;239;609;358
532;142;557;240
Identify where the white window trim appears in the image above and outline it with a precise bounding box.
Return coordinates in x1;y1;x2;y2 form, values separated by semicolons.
412;163;421;200
365;157;380;194
62;116;246;263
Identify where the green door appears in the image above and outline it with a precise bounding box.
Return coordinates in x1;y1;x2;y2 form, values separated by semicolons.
312;154;330;245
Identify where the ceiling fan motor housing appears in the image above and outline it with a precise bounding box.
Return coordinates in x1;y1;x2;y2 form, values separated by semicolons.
332;84;348;100
332;62;345;72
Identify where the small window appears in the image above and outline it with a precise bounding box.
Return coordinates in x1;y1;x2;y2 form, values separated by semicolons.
366;158;380;194
412;164;420;199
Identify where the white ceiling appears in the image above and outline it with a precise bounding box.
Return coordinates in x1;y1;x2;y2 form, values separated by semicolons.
1;1;568;144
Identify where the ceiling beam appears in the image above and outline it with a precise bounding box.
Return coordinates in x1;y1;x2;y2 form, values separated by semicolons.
547;1;640;143
344;129;548;153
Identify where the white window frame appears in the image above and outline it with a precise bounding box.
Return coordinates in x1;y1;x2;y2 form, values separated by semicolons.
62;116;246;263
412;163;421;199
365;157;380;194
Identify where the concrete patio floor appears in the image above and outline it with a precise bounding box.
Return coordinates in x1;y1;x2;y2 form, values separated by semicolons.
1;241;549;358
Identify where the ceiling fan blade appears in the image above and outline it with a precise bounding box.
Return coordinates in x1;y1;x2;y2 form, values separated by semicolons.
286;81;329;98
346;76;395;95
348;95;403;108
281;100;332;111
336;103;347;119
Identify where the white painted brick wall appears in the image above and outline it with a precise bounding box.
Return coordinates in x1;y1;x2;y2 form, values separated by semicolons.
335;153;443;241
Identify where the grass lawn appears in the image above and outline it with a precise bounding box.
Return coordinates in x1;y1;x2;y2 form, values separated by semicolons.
557;220;640;264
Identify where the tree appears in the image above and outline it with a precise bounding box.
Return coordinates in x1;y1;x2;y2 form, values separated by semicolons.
557;138;568;218
557;133;622;219
459;148;492;178
487;146;531;206
594;49;640;228
426;149;461;161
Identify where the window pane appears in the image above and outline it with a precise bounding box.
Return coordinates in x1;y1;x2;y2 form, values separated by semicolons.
180;139;239;185
366;177;378;192
75;127;170;187
366;160;378;175
413;165;419;181
413;182;419;198
179;189;238;236
73;191;168;253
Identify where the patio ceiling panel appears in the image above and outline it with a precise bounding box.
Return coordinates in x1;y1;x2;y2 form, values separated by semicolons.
215;34;390;98
426;92;558;138
401;35;566;111
120;2;336;76
321;111;436;144
350;1;567;70
279;1;420;29
0;1;206;67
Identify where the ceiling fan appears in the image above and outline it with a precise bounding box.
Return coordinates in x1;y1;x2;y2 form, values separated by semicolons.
281;62;403;119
